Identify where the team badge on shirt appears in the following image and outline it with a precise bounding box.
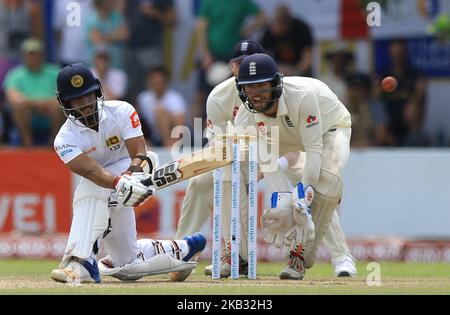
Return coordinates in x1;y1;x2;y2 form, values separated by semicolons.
306;115;319;128
106;135;120;151
130;111;141;128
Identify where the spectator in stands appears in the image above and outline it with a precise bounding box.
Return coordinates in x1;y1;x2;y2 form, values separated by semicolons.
85;0;129;69
321;43;355;103
194;0;267;123
53;0;93;67
377;40;427;147
261;4;313;77
137;66;187;147
123;0;177;104
3;38;63;147
0;0;43;143
345;73;388;147
91;46;127;100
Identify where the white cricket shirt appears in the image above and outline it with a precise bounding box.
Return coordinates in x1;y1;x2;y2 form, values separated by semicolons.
235;76;351;155
235;76;351;188
205;77;243;140
54;100;143;170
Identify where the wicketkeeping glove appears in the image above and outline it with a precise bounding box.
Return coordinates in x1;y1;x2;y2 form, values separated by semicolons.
260;192;295;248
284;183;315;247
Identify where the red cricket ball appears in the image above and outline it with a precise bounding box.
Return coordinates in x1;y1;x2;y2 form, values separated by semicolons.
381;76;398;92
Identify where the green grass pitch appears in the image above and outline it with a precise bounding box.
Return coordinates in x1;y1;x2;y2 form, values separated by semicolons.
0;259;449;295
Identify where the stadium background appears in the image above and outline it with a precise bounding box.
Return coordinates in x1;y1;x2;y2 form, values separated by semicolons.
0;0;449;264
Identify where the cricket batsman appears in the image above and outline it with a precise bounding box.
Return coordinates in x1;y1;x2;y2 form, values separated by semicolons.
50;63;206;283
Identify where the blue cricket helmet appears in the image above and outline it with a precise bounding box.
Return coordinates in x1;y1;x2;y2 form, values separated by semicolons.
236;53;283;113
55;63;104;127
56;63;102;102
229;39;265;62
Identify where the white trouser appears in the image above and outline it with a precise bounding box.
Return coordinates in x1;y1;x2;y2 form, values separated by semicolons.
323;207;349;261
102;204;140;266
62;159;188;268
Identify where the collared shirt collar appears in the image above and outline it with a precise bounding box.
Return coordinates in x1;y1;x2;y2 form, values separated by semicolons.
70;102;108;132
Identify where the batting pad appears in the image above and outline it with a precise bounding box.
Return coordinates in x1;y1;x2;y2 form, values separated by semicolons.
303;169;343;269
98;254;197;281
60;178;111;268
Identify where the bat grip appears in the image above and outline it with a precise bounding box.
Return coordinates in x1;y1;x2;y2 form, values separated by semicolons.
141;176;153;187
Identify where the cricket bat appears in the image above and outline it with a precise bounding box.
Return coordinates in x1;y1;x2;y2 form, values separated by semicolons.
140;135;255;190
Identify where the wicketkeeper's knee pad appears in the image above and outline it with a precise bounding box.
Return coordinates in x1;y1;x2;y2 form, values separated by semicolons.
303;169;343;269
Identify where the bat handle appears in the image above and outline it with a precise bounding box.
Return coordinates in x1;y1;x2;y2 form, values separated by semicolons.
141;176;154;187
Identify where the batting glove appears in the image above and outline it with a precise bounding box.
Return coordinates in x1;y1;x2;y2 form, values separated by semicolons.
114;173;155;207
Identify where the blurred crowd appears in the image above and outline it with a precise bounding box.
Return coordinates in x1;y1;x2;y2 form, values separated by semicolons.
0;0;438;148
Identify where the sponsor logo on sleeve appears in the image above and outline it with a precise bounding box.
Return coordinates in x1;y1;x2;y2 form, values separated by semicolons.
106;135;120;151
306;115;319;128
130;111;141;128
61;149;73;157
54;144;77;152
85;147;96;155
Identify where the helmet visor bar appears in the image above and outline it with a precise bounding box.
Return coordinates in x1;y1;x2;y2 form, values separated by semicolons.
237;76;274;86
60;96;104;128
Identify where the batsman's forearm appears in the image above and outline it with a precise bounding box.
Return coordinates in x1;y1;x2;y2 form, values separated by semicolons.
125;136;148;172
67;154;117;189
79;167;117;189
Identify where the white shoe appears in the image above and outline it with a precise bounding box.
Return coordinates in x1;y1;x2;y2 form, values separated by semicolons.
51;259;101;284
332;254;357;277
